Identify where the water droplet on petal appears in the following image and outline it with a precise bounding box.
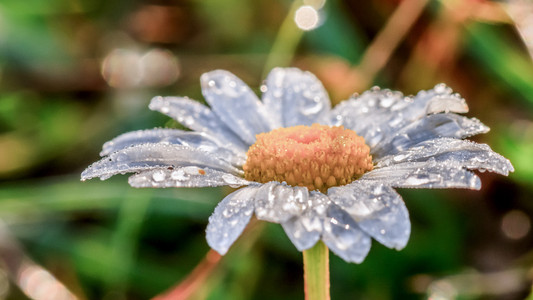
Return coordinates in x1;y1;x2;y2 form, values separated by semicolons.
222;208;231;218
434;83;447;93
183;166;200;175
171;169;188;181
152;171;166;182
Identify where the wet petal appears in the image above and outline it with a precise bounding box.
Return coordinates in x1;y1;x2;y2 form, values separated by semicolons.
201;70;275;145
81;143;242;181
322;204;371;264
254;182;309;223
331;84;470;148
330;88;407;137
362;159;481;190
377;138;514;176
372;114;490;158
282;214;321;251
149;96;248;153
128;167;251;188
406;83;468;115
281;191;328;251
328;184;410;250
262;68;331;127
100;128;245;165
206;186;259;255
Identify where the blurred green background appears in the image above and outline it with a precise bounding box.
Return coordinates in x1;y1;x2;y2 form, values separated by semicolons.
0;0;532;299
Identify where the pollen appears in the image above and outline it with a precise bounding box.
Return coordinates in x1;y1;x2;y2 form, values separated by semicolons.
243;124;373;193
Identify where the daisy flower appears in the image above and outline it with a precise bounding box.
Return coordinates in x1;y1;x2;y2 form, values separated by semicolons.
81;68;513;263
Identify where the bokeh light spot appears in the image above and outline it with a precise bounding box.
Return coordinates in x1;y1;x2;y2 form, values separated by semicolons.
501;210;530;240
101;48;180;88
140;49;180;87
294;6;319;31
101;49;142;88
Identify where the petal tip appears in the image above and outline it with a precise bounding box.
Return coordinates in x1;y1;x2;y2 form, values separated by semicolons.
80;168;94;181
148;95;164;110
505;159;515;174
200;69;231;85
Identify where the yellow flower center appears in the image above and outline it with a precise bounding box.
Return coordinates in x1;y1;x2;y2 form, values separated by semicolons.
243;124;373;193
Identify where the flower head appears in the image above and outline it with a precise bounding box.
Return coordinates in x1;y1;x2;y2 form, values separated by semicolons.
243;124;373;192
82;68;513;263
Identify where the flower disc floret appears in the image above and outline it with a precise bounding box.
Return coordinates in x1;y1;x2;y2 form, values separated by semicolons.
243;124;373;192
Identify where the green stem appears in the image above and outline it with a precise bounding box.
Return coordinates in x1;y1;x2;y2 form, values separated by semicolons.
261;0;304;78
106;191;151;289
303;241;330;300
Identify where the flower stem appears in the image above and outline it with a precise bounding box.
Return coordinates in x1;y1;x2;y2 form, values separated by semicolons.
262;0;304;78
303;241;330;300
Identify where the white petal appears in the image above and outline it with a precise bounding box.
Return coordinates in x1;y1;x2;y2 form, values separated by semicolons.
377;138;514;176
254;182;309;223
282;215;321;251
330;84;470;148
262;68;331;127
206;186;259;255
330;87;407;131
372;114;490;158
407;83;468;115
362;159;481;190
149;96;248;153
328;184;410;250
322;204;371;264
200;70;275;145
281;191;328;251
128;167;250;188
81;143;242;181
100;128;245;166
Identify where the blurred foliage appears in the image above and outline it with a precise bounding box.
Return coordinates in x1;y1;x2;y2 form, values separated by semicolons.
0;0;532;299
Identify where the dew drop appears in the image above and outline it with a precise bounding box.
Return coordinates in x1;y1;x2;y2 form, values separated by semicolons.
115;153;129;162
405;177;430;186
222;209;232;218
183;166;200;175
152;171;166;182
393;154;408;162
222;174;242;187
171;169;188;181
380;97;395;108
434;83;447;94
